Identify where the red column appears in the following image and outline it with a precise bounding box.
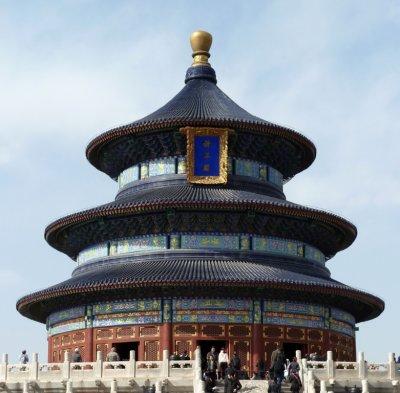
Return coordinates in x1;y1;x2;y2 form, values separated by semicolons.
47;337;52;362
252;324;263;375
86;328;94;361
161;323;173;354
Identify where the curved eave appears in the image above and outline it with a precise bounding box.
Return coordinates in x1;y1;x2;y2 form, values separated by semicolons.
17;277;384;325
86;119;316;181
44;198;357;257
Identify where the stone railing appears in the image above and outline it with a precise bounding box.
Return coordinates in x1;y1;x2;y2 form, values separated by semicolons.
299;350;400;393
0;349;204;393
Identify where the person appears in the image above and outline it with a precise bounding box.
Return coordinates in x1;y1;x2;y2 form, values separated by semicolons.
218;348;229;380
288;372;302;393
288;357;300;375
270;345;282;368
180;349;191;368
224;370;242;393
71;348;82;363
20;350;29;364
170;351;180;368
180;350;190;360
256;358;266;379
206;347;218;379
71;348;82;370
106;346;120;366
231;352;241;372
397;355;400;364
204;370;217;393
268;378;279;393
271;346;285;393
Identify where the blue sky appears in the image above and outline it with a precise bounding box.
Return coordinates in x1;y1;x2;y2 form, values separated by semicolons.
0;1;399;362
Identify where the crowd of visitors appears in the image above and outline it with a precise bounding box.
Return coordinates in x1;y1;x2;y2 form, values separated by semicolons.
200;344;305;393
202;346;243;393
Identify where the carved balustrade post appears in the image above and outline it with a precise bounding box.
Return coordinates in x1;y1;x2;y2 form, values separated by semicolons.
22;381;29;393
62;350;70;380
95;350;103;378
358;352;366;379
110;379;118;393
300;357;307;384
320;380;327;393
307;370;316;393
194;346;202;380
388;352;396;380
128;350;136;378
162;349;170;378
155;380;163;393
326;351;334;379
361;379;369;393
0;354;8;381
66;380;73;393
29;352;39;381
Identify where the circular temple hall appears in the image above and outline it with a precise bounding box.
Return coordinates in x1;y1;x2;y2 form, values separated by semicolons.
17;31;384;374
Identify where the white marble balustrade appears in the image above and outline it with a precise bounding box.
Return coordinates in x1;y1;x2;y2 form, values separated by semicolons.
0;349;203;393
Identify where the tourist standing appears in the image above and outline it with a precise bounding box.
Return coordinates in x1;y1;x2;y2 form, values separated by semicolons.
288;357;300;375
256;358;266;379
270;346;285;393
231;352;241;372
106;347;120;362
288;372;302;393
206;347;218;378
19;350;29;364
71;348;82;363
218;348;229;379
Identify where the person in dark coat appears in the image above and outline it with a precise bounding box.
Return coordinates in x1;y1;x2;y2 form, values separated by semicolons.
71;348;82;363
268;379;279;393
224;370;242;393
206;347;218;380
256;358;267;379
231;352;241;372
288;357;300;375
288;372;302;393
272;349;285;393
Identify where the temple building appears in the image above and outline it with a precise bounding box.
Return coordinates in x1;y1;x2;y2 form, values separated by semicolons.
17;31;384;373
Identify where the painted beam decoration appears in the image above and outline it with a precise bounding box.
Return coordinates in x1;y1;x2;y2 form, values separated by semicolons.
181;127;230;184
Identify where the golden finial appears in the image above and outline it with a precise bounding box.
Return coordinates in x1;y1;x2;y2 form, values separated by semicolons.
190;30;212;67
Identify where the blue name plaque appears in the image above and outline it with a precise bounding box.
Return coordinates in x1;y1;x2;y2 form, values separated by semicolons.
181;126;229;185
193;135;220;176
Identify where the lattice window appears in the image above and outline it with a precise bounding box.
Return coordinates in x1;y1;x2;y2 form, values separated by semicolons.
264;341;279;367
62;335;71;345
116;326;135;338
96;329;113;340
96;343;109;360
229;325;251;337
78;345;87;361
175;340;192;357
202;325;224;337
140;326;159;337
53;337;60;348
145;341;160;361
73;331;85;343
174;324;197;336
286;328;305;340
233;341;250;370
308;329;323;342
264;326;284;338
329;333;339;345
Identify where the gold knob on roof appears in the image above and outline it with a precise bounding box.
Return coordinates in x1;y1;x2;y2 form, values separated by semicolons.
190;30;212;67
